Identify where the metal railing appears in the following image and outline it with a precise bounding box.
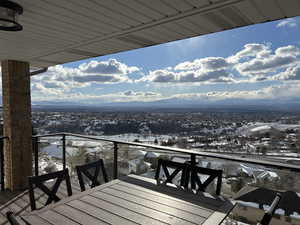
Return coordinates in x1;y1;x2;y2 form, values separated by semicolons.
32;132;300;179
0;136;8;191
0;132;298;192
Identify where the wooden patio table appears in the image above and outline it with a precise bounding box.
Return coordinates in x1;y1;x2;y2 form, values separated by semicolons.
21;174;234;225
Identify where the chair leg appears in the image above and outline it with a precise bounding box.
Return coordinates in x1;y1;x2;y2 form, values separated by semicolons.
6;211;21;225
28;179;36;211
216;172;222;196
76;166;86;192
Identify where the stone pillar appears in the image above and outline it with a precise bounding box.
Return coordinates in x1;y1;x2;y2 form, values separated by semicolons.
2;60;32;191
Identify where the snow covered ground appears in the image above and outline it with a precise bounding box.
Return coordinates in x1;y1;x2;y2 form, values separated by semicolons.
38;154;63;175
238;122;300;136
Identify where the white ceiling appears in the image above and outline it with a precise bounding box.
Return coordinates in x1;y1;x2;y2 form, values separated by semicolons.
2;0;300;68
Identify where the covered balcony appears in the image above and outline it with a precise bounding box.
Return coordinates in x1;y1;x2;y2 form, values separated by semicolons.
0;0;300;224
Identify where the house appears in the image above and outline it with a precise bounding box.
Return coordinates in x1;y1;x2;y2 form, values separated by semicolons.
128;158;149;175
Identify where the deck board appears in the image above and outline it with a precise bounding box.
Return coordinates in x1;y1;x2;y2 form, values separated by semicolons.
118;176;224;209
67;199;139;225
21;175;234;225
37;210;80;225
99;187;207;221
107;184;214;215
22;214;56;225
0;180;81;225
90;192;198;225
79;195;161;225
53;204;109;225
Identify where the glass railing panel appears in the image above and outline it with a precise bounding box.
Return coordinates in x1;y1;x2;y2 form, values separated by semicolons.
34;133;300;224
117;144;177;179
37;136;64;175
37;136;115;183
191;155;300;197
191;155;300;224
64;137;114;182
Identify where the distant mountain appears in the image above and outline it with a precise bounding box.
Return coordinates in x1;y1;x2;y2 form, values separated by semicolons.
30;97;300;112
32;101;83;106
0;93;295;111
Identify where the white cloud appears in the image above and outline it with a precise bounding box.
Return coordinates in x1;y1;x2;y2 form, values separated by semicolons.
30;43;300;104
143;69;176;83
79;59;139;75
175;57;230;71
32;90;162;103
123;90;159;97
31;81;300;105
275;45;300;56
227;43;270;63
235;44;299;76
31;59;139;95
31;83;65;95
142;68;232;83
272;63;300;80
236;54;297;75
139;43;300;84
277;18;297;28
73;74;127;83
170;82;300;102
200;57;230;70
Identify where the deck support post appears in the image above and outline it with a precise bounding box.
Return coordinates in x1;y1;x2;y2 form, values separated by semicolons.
0;138;4;191
33;137;39;176
62;134;66;170
113;142;118;179
2;60;32;191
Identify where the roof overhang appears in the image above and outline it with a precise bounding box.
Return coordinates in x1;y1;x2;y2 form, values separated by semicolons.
1;0;300;68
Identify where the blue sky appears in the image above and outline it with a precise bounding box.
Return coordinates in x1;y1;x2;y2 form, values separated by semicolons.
31;17;300;105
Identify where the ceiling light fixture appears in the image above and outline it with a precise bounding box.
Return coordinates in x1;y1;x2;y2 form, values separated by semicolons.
0;0;23;31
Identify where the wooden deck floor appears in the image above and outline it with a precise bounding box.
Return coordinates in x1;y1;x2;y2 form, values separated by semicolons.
0;180;81;225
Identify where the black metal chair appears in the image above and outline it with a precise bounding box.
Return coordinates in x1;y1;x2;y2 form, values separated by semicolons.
155;159;189;188
28;168;72;211
76;159;108;192
188;165;223;195
258;193;282;225
6;212;20;225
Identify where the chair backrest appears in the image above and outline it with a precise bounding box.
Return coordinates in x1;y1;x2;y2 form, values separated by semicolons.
189;166;223;195
76;159;108;192
258;193;282;225
28;168;72;211
6;212;20;225
155;159;189;188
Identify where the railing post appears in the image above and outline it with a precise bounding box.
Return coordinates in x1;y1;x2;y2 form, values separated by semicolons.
32;137;39;176
190;154;196;189
113;142;118;179
0;138;4;191
62;134;66;170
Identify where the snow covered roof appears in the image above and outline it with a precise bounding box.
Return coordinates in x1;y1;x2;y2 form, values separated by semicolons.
240;123;300;136
250;125;274;133
145;151;160;158
239;164;264;177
